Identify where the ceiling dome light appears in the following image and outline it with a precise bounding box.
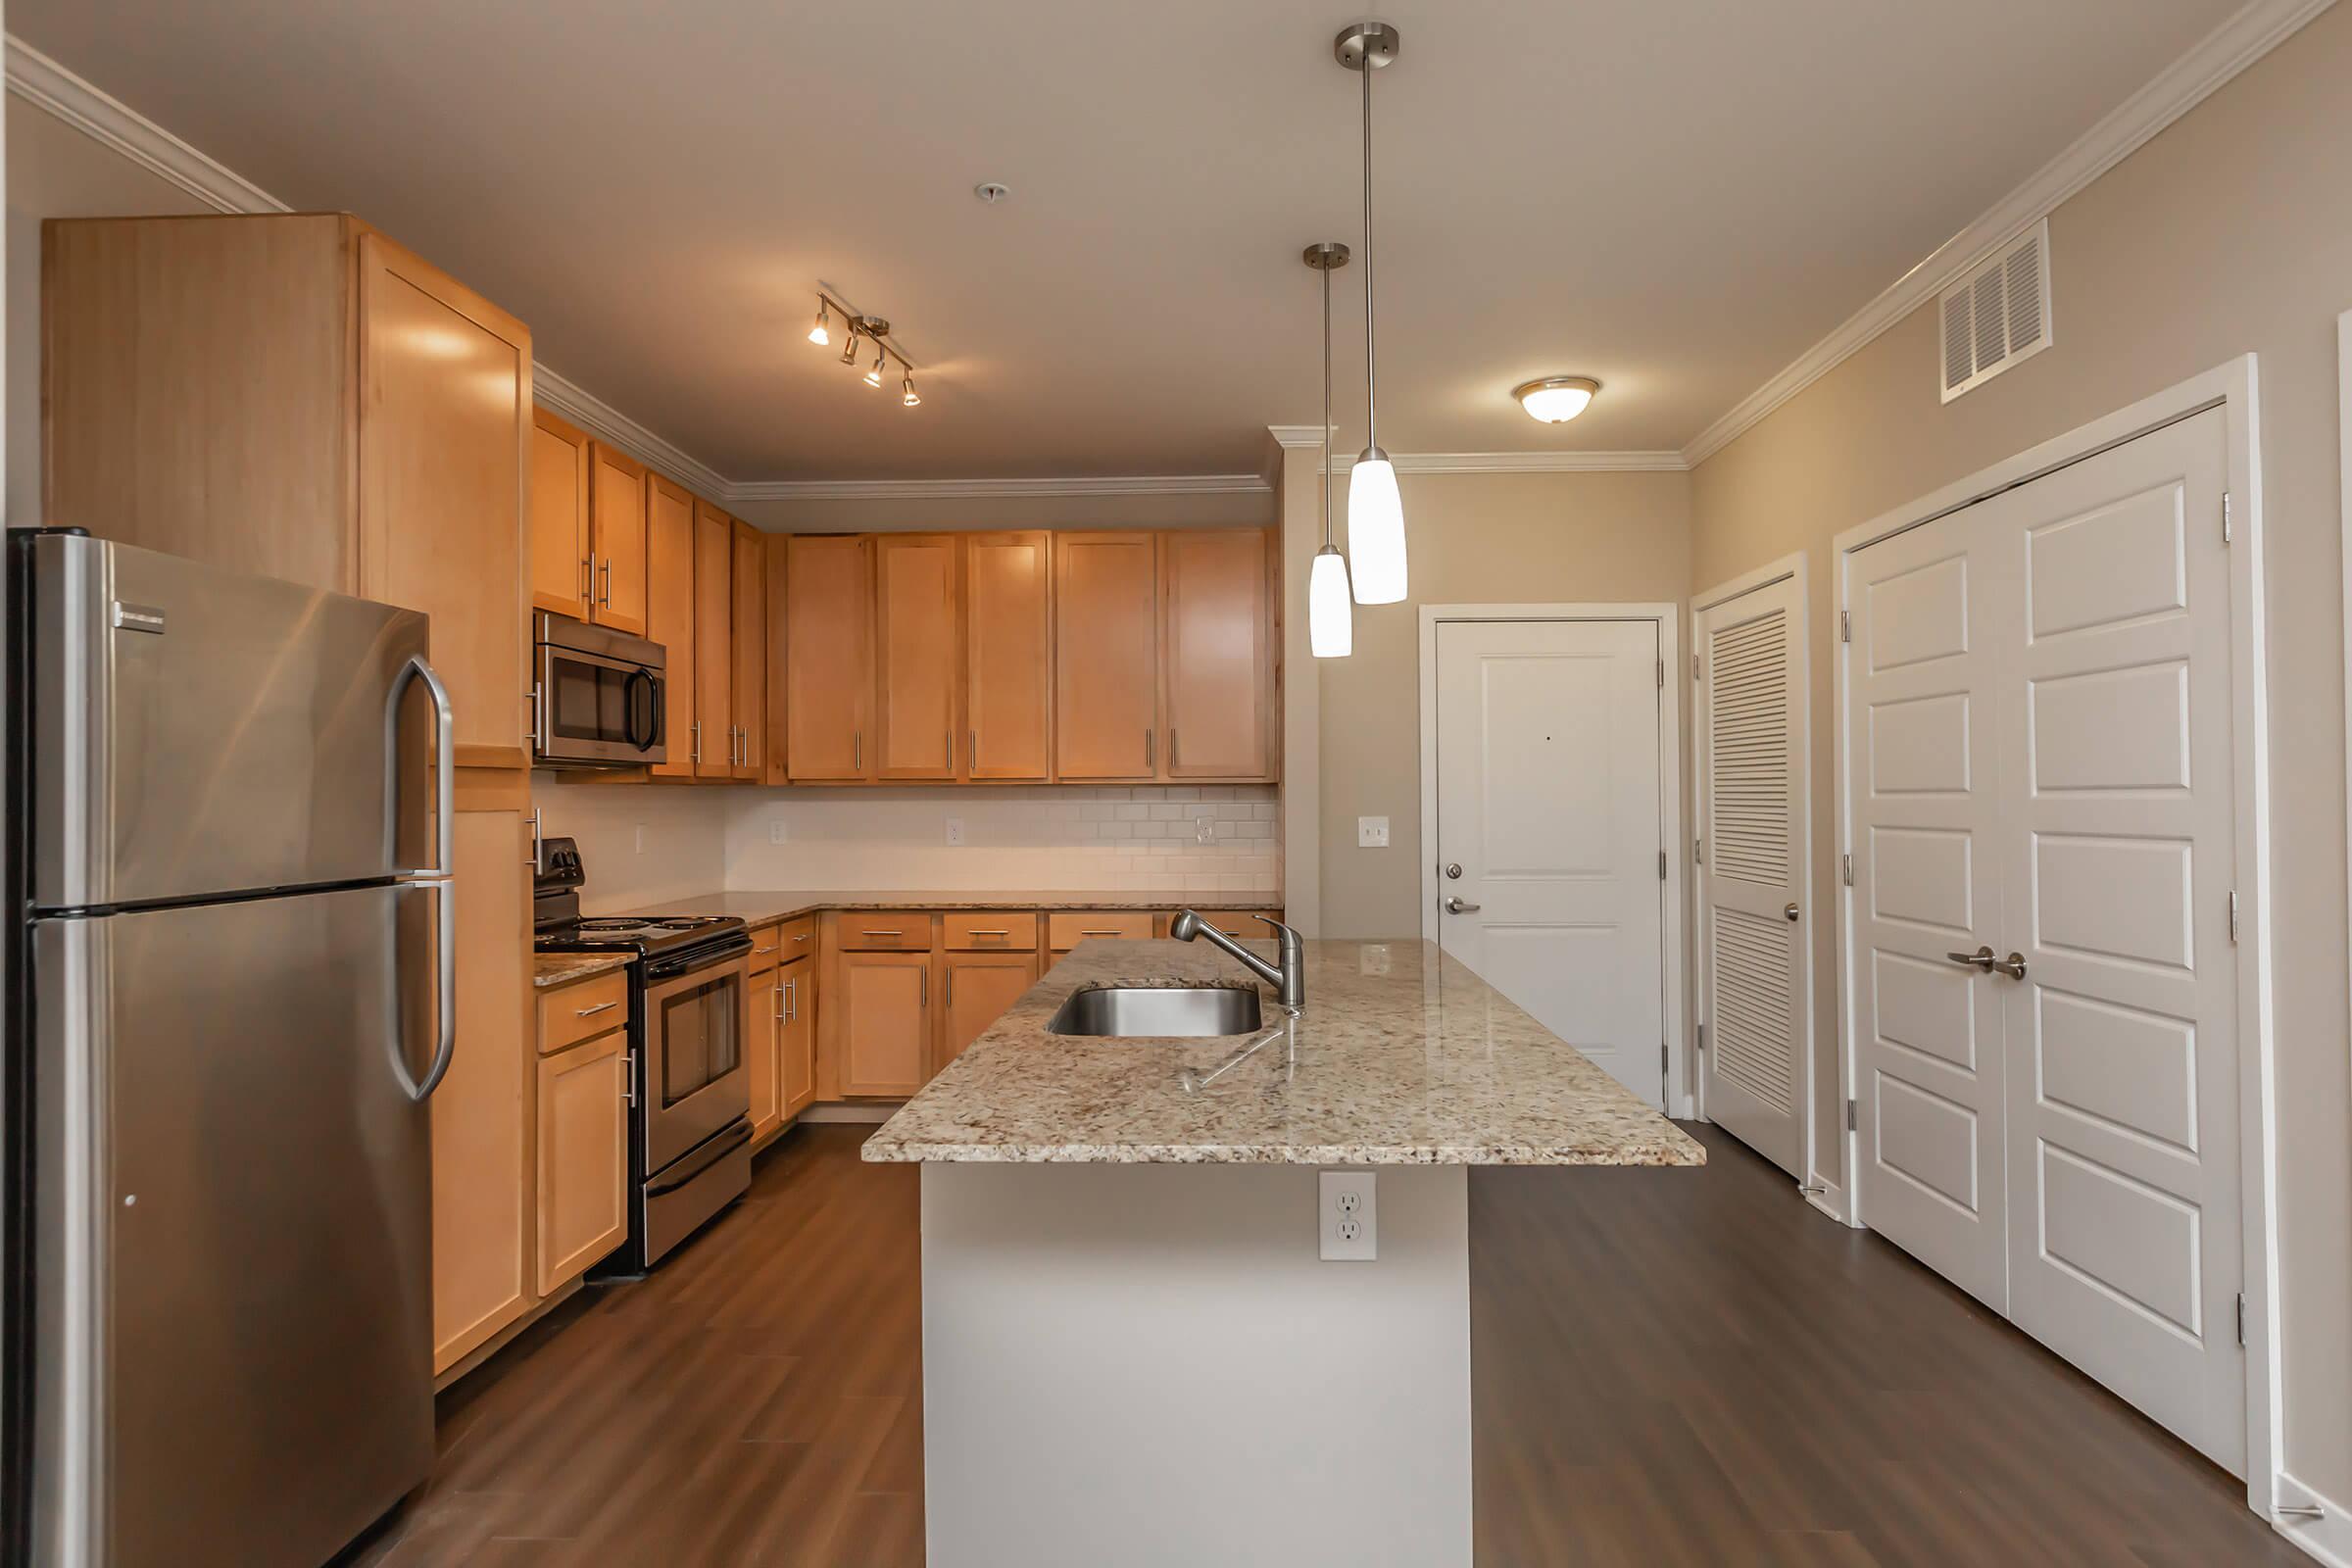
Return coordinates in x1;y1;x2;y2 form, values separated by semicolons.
1515;375;1599;423
808;300;832;347
901;375;921;408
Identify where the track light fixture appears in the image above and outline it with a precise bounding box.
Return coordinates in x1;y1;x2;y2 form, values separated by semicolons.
808;292;923;408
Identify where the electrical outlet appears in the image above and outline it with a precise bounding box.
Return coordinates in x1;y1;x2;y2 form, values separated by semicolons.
1319;1171;1377;1261
1357;815;1391;849
945;816;965;847
767;819;788;846
1195;813;1216;845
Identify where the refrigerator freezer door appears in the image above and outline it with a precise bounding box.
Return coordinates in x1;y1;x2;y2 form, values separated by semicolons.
30;885;435;1568
24;532;430;910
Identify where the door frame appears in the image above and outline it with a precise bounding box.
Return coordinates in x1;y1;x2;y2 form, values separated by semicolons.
1415;603;1691;1117
1690;554;1818;1196
1830;354;2277;1515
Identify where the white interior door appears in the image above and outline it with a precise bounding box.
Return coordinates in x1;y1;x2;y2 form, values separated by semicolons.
1989;407;2244;1472
1846;510;2011;1311
1697;574;1807;1177
1433;619;1666;1106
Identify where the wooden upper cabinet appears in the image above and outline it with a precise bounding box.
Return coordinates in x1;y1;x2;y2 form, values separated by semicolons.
586;443;649;636
786;536;874;781
1053;532;1159;780
964;532;1052;782
355;232;531;767
874;534;960;780
762;533;791;784
528;408;593;619
692;501;734;780
1160;529;1275;780
731;522;768;780
645;475;697;779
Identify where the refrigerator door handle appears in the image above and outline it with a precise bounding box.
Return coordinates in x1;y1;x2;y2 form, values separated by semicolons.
389;876;459;1103
386;654;459;1102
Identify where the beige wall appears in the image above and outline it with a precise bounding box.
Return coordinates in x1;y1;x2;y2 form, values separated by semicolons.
1689;3;2352;1506
1307;468;1693;940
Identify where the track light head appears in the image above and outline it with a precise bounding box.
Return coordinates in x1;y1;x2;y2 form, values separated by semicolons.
901;375;921;408
808;300;831;347
839;327;859;365
863;348;886;388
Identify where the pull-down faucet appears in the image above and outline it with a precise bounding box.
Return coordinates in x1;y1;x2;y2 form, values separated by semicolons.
1169;910;1306;1010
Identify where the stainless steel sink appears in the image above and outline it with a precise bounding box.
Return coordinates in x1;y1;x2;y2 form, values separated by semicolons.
1046;986;1263;1038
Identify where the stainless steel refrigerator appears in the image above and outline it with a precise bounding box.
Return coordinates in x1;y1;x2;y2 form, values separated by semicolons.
4;530;455;1566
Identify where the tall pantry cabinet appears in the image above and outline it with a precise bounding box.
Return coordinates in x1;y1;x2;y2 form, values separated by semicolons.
43;213;542;1374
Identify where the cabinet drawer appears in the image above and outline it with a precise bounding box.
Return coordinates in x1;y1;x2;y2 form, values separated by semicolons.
837;910;933;951
538;970;628;1054
776;913;817;956
1047;910;1155;951
944;911;1039;951
748;921;786;974
1183;908;1284;941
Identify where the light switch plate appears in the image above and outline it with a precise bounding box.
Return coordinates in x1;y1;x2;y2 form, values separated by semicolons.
1357;815;1391;848
768;819;788;846
1319;1170;1377;1260
945;817;965;847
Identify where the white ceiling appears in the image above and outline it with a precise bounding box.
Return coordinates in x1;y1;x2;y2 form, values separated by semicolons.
12;0;2242;482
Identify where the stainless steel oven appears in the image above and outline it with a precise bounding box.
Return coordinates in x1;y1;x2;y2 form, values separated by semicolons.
532;612;666;768
635;938;753;1266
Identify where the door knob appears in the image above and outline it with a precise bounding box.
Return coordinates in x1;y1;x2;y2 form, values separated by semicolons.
1993;952;2029;981
1445;895;1481;914
1785;902;1799;922
1945;946;1995;973
1445;862;1463;880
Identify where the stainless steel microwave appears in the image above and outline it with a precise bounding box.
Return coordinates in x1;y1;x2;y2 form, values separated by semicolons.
532;612;666;768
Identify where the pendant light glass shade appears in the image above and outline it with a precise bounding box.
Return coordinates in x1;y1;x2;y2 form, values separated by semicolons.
1309;545;1353;658
1347;449;1407;605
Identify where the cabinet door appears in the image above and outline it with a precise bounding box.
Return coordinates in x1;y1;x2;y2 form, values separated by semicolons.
528;407;592;618
779;956;816;1116
762;535;791;783
746;967;781;1141
732;521;768;780
645;475;697;779
1160;529;1274;780
875;534;960;780
432;790;535;1372
534;1029;627;1296
965;531;1052;781
1053;532;1158;780
839;951;929;1096
586;443;650;636
942;952;1037;1070
787;536;875;780
356;233;531;768
693;501;735;779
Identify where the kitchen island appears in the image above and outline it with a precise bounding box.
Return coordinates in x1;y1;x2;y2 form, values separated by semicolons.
865;937;1702;1567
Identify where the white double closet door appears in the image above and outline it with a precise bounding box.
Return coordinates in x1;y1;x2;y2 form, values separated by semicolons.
1846;406;2246;1473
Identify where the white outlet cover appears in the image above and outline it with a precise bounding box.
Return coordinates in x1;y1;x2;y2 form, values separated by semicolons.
946;816;965;846
1357;815;1391;848
1196;813;1216;845
768;819;788;846
1319;1170;1377;1260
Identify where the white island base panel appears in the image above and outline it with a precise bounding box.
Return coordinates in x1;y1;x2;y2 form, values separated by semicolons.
920;1160;1471;1568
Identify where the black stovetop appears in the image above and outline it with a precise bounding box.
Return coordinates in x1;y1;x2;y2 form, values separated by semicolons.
531;835;748;961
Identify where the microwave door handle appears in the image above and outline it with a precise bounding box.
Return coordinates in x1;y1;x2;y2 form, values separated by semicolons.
623;667;658;751
384;654;458;1103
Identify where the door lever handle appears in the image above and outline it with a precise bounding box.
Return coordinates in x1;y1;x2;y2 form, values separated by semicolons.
1445;895;1482;914
1946;946;1995;972
1993;952;2029;981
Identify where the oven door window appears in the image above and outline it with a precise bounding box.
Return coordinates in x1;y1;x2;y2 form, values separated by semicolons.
547;653;659;752
660;969;743;1107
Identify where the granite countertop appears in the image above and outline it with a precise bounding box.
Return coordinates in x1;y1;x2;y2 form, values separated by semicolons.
630;890;1285;925
861;939;1705;1168
533;952;632;990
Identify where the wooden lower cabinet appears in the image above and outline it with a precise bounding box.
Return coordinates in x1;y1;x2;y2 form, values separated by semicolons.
941;952;1037;1070
431;783;535;1375
779;955;816;1117
839;950;931;1097
746;964;782;1143
533;1028;628;1296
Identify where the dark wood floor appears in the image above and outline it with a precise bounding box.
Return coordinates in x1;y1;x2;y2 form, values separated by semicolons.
346;1122;2294;1566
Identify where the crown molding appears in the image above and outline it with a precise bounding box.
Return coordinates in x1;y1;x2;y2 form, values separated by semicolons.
1267;424;1329;449
5;35;287;214
530;366;731;497
1679;0;2336;467
1266;429;1687;474
731;472;1272;503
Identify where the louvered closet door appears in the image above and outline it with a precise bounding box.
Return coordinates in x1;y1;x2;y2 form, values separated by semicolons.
1698;576;1805;1177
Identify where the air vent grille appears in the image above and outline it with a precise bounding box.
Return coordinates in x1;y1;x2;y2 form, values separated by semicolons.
1938;219;2052;402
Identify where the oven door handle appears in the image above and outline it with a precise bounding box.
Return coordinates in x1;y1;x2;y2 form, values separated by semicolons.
645;1121;754;1198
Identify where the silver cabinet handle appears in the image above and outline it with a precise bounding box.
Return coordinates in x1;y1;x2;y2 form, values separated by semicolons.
623;1050;636;1108
579;556;593;607
966;928;1009;937
1946;947;1995;972
946;967;955;1006
947;728;955;769
575;1000;618;1018
1785;902;1800;922
691;718;702;764
1169;728;1178;769
755;944;778;956
970;728;979;770
526;807;543;870
1144;729;1154;770
773;981;784;1023
1444;896;1480;914
918;966;927;1007
597;556;612;607
1079;928;1124;936
528;685;545;750
854;729;862;772
1994;952;2029;981
793;932;809;944
785;978;796;1022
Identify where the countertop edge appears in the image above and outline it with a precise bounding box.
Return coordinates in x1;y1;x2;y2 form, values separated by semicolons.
859;1140;1707;1167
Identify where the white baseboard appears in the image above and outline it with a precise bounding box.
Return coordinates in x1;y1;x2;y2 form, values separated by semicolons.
2276;1472;2352;1566
797;1102;899;1125
1801;1176;1858;1228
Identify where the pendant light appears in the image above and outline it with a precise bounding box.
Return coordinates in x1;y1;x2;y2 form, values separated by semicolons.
1304;241;1353;659
1337;22;1406;606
